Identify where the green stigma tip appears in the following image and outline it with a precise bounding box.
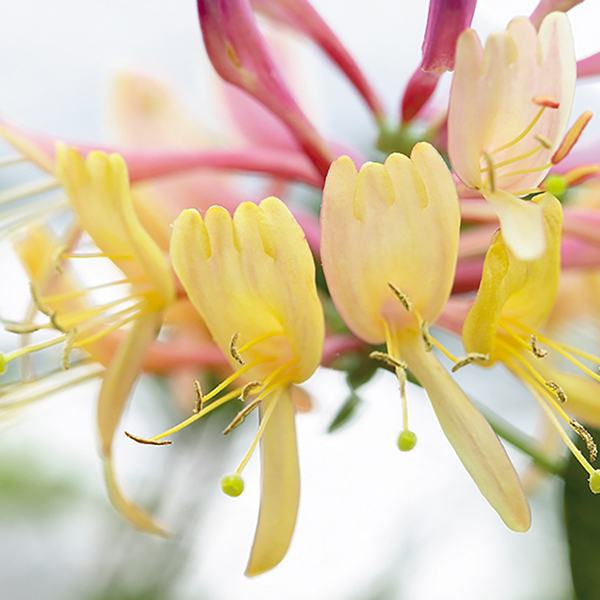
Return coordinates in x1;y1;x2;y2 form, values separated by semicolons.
544;175;567;197
221;474;244;497
397;430;417;452
589;470;600;494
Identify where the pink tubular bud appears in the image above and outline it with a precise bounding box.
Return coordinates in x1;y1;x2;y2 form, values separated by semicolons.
249;0;385;121
421;0;477;73
401;67;441;123
196;0;333;177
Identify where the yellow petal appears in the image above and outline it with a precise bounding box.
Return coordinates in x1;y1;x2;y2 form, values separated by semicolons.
246;389;300;576
398;331;531;532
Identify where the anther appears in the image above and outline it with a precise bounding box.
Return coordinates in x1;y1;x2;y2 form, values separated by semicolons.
570;419;598;462
534;134;552;149
533;95;559;109
220;474;244;497
223;399;261;434
239;381;262;402
589;470;600;494
124;431;172;446
552;111;593;164
61;328;78;370
562;164;600;187
388;283;412;312
530;335;548;358
370;351;408;370
397;430;417;452
30;282;53;318
483;153;496;191
420;321;433;353
230;332;245;365
193;380;204;413
546;380;567;403
4;322;43;334
451;353;489;372
51;244;68;274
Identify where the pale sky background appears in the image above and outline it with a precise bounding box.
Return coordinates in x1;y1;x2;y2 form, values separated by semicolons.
0;1;600;599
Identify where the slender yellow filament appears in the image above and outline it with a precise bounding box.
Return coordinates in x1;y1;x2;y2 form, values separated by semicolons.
40;278;138;304
482;144;543;172
4;333;68;363
72;310;141;348
56;294;144;328
234;390;281;476
384;324;410;432
0;155;25;168
0;179;60;206
61;252;133;261
496;162;552;180
489;106;546;155
430;337;461;363
236;331;282;355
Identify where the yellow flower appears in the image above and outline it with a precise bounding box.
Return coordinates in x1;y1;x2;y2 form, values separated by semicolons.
448;12;576;260
2;146;176;534
462;193;600;492
321;143;530;532
130;196;324;575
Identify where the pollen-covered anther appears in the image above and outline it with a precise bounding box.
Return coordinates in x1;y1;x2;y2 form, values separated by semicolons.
223;398;262;435
229;332;245;366
552;111;593;164
530;335;548;358
51;244;68;274
570;419;598;462
239;381;262;402
369;350;408;371
420;321;434;352
4;322;43;334
61;328;78;370
193;380;204;413
545;380;567;403
451;353;490;372
534;134;552;149
533;95;560;109
124;431;172;446
387;282;412;312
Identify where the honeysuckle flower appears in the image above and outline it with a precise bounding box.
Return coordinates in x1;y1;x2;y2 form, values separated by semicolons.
448;12;578;260
461;193;600;493
320;143;530;532
196;0;334;177
128;197;324;575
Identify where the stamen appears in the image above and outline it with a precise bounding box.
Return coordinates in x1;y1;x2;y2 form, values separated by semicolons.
490;105;547;155
39;278;142;305
388;282;412;311
61;252;133;261
483;153;496;191
545;380;567;403
420;321;433;352
220;474;244;497
193;380;204;413
570;419;598;462
552;111;593;164
531;335;547;358
5;322;49;334
61;328;78;370
52;244;68;273
30;282;53;317
239;381;262;402
233;391;280;476
451;353;489;372
56;294;144;330
236;331;281;355
369;351;408;370
223;398;262;434
71;308;141;348
124;431;172;446
0;178;60;206
496;161;552;180
0;154;26;168
534;135;552;149
230;332;244;365
430;337;460;363
3;332;68;365
482;145;543;172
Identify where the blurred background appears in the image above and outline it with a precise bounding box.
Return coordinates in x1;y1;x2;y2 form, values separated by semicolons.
0;1;600;598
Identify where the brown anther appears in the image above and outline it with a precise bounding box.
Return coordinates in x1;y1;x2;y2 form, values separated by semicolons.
125;431;172;446
552;111;593;164
193;380;204;413
61;328;78;370
530;335;548;359
420;321;434;353
49;312;67;334
545;380;567;403
4;322;42;334
451;353;489;373
562;164;600;187
239;381;262;402
223;399;261;435
533;95;560;109
535;134;552;149
29;282;53;318
570;419;598;462
387;283;412;312
229;332;245;365
483;152;496;192
369;351;408;371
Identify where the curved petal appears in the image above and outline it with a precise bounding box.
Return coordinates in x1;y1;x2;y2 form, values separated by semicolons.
246;388;300;576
